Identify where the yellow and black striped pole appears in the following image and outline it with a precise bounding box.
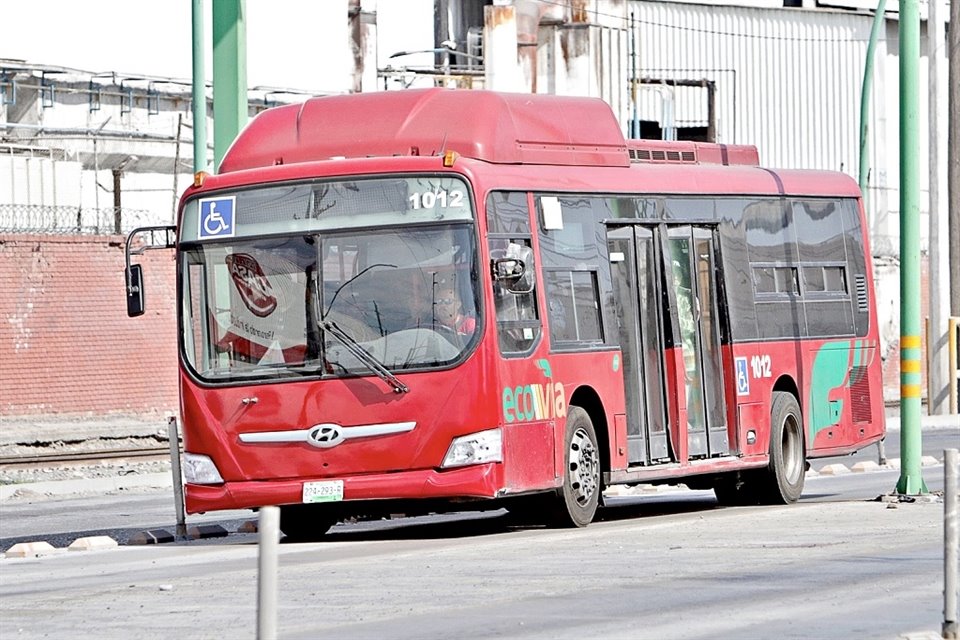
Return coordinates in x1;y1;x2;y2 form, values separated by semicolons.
896;0;929;495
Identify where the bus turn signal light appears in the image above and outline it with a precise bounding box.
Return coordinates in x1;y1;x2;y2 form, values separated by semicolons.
442;150;459;167
193;171;208;188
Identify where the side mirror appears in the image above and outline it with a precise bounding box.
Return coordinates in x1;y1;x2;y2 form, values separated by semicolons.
491;243;535;294
126;264;145;317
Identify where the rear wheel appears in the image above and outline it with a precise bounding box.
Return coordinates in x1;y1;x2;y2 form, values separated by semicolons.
279;504;340;541
713;471;761;506
714;391;805;506
551;406;601;527
764;391;805;504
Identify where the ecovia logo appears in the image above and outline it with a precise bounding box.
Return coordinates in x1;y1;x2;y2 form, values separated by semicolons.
198;196;236;239
502;359;567;424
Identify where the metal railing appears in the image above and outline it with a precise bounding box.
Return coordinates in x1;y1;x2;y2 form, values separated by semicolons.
0;203;159;235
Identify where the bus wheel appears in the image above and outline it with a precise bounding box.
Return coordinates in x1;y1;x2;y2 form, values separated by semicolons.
553;406;601;527
713;471;761;506
765;391;805;504
279;504;339;541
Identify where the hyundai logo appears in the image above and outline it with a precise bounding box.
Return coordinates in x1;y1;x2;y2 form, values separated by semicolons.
306;424;345;448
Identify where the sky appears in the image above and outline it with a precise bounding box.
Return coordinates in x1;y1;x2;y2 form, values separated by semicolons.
1;1;433;94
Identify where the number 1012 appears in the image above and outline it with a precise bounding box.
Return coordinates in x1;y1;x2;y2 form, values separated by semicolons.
409;190;464;210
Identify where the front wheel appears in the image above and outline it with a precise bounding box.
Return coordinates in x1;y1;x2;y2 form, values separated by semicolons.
764;391;806;504
551;406;601;527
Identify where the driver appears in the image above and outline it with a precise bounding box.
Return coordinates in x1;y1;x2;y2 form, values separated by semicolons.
433;279;476;336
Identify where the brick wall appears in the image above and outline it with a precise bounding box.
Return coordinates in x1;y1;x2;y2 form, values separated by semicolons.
0;234;178;419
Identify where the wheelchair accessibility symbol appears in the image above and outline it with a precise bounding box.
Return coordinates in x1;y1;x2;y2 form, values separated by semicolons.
198;197;236;238
735;357;750;396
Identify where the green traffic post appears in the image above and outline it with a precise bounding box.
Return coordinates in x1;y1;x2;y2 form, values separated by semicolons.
212;0;247;173
896;0;928;495
192;0;208;173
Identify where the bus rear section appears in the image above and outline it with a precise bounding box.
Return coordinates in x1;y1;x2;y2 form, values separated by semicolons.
488;180;884;508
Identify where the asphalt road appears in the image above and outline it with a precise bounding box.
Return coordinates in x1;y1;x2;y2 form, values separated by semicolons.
0;465;953;640
0;421;955;549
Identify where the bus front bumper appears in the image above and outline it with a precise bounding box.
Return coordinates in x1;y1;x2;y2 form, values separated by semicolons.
184;462;502;514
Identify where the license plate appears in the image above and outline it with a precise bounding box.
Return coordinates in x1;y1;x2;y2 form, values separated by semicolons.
302;480;344;504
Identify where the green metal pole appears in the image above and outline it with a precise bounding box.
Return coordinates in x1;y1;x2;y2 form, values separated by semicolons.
192;0;208;172
858;0;887;206
896;0;928;495
212;0;247;172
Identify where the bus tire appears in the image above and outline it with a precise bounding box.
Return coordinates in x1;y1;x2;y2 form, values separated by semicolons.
713;471;762;506
552;406;601;527
279;504;339;541
764;391;805;504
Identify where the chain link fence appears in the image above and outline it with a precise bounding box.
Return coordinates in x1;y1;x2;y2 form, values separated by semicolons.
0;204;162;235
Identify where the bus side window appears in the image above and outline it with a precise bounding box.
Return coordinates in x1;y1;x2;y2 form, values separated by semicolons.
490;238;540;353
486;190;542;355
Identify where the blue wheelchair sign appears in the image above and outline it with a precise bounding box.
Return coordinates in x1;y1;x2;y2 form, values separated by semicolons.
198;197;236;239
735;357;750;396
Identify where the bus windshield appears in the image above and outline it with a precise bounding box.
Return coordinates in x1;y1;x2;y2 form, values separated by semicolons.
181;224;480;383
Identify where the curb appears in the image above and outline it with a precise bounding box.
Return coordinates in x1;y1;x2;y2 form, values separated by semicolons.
187;524;229;540
4;523;239;556
810;455;944;477
128;529;175;545
0;472;172;501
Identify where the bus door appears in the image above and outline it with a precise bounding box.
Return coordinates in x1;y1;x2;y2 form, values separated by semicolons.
665;225;730;458
607;225;670;465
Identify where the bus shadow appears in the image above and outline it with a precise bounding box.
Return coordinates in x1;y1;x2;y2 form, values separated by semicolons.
309;510;515;543
279;493;727;543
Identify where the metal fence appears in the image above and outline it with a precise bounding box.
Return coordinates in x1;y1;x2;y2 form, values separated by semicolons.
0;204;160;235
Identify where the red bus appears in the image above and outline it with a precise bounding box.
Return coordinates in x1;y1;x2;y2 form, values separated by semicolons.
125;89;885;537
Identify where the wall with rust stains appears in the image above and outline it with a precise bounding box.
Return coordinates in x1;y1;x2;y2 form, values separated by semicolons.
0;234;178;420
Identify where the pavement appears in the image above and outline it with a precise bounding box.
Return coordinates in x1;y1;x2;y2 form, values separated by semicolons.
0;470;174;501
0;414;174;446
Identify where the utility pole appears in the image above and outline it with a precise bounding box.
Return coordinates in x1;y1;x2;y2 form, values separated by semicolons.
950;0;960;320
192;0;208;173
928;0;949;415
859;0;887;210
897;0;928;495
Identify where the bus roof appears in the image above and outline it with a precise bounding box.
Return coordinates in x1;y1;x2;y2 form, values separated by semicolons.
219;89;762;174
220;88;631;172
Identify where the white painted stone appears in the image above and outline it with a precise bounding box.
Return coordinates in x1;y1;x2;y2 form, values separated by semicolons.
851;461;882;473
603;485;628;497
5;541;57;558
817;463;851;476
68;536;119;551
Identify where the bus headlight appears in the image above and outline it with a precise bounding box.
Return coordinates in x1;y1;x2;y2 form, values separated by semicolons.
183;453;225;484
441;428;502;468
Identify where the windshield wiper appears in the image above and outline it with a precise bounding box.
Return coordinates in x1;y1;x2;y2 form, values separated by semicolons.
321;319;409;394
